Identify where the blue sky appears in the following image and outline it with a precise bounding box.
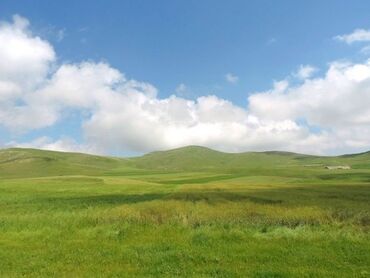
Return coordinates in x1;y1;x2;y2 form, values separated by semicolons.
2;0;369;99
1;1;370;155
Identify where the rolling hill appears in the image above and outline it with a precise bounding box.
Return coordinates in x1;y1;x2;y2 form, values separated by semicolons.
0;145;369;277
1;145;369;179
0;148;124;178
130;145;314;171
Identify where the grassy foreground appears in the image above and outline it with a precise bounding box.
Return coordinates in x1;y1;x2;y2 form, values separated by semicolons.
0;146;369;277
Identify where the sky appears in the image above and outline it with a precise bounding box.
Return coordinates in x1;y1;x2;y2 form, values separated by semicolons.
1;1;370;156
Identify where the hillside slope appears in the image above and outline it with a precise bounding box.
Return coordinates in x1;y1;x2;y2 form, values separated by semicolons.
130;146;315;171
0;148;125;178
1;146;369;178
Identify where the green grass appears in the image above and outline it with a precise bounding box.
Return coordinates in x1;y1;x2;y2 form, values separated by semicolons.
0;146;369;277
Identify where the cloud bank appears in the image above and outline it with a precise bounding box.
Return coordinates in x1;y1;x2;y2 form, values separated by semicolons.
335;29;370;44
1;15;370;155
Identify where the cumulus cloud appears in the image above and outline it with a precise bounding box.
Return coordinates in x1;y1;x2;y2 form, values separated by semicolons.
294;65;317;80
225;73;239;84
249;60;370;153
0;15;55;90
0;14;56;131
250;61;370;126
335;29;370;44
1;15;370;155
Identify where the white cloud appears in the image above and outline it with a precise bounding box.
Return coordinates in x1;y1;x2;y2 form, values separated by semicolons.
7;136;100;154
335;29;370;44
0;15;56;132
295;65;317;80
0;15;55;90
225;73;239;84
249;60;370;153
56;28;65;42
1;15;370;155
360;45;370;55
175;83;187;95
82;93;313;153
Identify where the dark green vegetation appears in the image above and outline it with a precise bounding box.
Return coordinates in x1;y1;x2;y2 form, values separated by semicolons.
0;146;369;277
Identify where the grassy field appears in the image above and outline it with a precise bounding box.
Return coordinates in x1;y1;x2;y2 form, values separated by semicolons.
0;146;369;277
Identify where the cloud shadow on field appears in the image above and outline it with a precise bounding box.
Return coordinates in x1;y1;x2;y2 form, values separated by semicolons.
40;193;164;208
35;182;370;212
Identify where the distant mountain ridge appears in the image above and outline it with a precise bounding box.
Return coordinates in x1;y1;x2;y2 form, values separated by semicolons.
131;145;312;170
1;146;369;178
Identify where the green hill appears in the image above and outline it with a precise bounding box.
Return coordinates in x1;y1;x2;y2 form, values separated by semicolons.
0;146;369;179
129;146;306;170
131;145;317;171
0;148;124;178
132;145;370;171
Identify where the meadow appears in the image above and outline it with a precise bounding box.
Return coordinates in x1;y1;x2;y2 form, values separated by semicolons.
0;146;369;277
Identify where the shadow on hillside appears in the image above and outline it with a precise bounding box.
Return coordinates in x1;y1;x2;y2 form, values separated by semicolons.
41;193;164;208
166;191;283;204
37;183;370;211
38;191;282;209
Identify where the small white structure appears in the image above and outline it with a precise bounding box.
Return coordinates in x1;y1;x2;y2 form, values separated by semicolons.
325;165;351;170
